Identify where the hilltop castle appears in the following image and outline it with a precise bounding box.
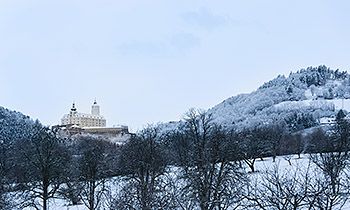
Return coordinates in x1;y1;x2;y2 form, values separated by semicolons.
61;100;106;127
59;101;130;143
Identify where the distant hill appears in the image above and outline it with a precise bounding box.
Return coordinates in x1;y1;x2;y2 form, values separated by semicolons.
208;65;350;131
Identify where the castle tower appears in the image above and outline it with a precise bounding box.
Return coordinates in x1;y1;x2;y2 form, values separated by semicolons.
70;102;77;115
91;100;100;116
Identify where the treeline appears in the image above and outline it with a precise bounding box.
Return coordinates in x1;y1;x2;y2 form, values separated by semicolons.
260;65;348;90
259;65;350;100
1;109;350;209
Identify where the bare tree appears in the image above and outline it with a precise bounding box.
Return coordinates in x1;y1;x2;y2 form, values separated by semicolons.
286;133;304;159
309;152;349;209
16;123;70;210
307;128;331;153
333;109;350;153
266;124;286;162
77;135;112;210
171;109;245;210
308;114;350;210
115;126;167;210
293;133;304;158
280;133;303;165
245;162;313;210
240;127;269;172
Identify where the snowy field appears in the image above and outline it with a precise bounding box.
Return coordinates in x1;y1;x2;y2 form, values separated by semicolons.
18;155;350;210
274;98;350;113
331;99;350;111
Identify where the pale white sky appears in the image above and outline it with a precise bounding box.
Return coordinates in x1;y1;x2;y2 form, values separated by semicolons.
1;0;349;131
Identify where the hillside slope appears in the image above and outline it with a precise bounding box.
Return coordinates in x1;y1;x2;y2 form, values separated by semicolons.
208;65;350;131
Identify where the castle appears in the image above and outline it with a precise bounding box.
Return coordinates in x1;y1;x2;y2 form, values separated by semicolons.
61;100;106;127
59;101;130;143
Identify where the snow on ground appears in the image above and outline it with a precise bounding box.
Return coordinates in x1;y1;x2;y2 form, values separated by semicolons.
21;155;350;210
304;89;314;100
273;98;350;113
331;99;350;111
248;155;350;209
273;99;334;111
21;196;87;210
44;201;85;210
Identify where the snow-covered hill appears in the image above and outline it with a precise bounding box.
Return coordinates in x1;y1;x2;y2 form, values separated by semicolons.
207;66;350;131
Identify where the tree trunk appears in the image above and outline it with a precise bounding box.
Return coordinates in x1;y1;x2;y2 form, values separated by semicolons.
249;164;255;173
43;178;49;210
89;181;95;210
245;159;256;173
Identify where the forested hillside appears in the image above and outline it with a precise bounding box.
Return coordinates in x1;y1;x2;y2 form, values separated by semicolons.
209;65;350;131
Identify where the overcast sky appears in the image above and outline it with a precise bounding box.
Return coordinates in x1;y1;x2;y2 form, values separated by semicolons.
1;0;349;131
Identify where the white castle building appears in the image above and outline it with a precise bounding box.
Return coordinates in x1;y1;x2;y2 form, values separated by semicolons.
59;101;130;145
61;100;107;128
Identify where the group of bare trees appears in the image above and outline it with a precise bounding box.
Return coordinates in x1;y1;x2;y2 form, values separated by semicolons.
113;127;168;210
113;109;350;210
170;109;245;210
109;109;248;210
16;123;70;210
244;155;350;210
2;109;350;209
0;120;120;210
242;109;350;210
